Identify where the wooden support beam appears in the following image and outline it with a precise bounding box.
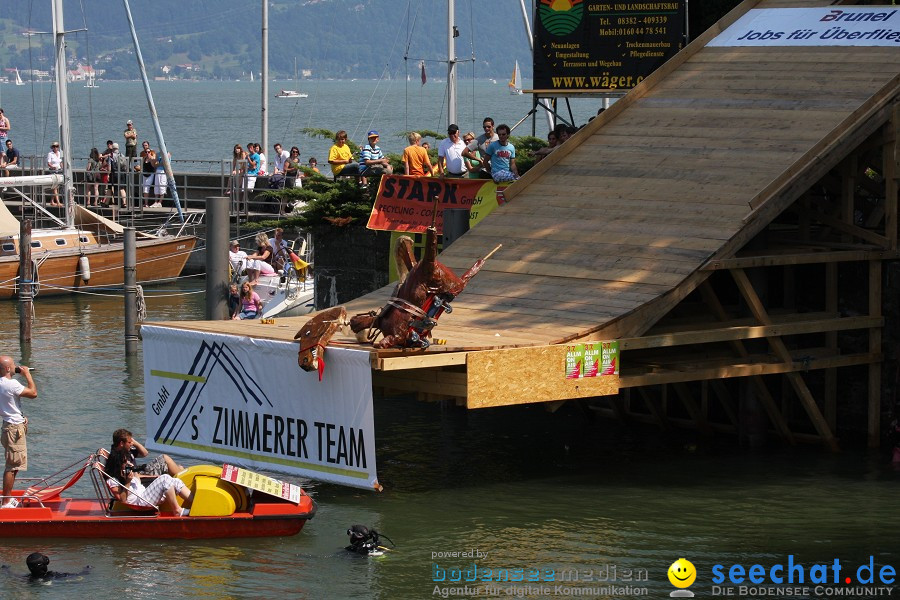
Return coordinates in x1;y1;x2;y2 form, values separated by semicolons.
793;207;891;248
703;250;900;270
375;351;469;371
825;263;838;430
620;352;877;387
673;383;713;434
637;386;670;431
699;282;796;444
710;380;739;426
730;269;840;451
884;104;899;249
842;153;858;243
869;259;883;448
618;315;881;351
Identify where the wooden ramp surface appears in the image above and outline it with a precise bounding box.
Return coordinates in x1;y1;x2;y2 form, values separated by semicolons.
157;0;900;359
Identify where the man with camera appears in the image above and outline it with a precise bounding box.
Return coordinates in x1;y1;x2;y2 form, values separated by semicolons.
111;428;184;477
0;356;36;508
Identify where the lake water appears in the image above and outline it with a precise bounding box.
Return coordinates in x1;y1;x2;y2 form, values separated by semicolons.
0;79;605;168
1;284;899;598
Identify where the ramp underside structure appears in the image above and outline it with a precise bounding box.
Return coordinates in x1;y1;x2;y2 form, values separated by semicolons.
160;0;900;448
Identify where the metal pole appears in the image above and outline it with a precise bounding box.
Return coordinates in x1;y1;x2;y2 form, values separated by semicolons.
447;0;457;126
18;220;31;343
261;0;269;157
51;0;75;228
124;228;138;355
206;197;230;321
122;0;185;223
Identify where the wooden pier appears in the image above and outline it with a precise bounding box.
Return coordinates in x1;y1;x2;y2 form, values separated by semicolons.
151;0;900;450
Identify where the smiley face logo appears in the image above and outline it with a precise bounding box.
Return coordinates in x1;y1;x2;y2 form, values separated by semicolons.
668;558;696;588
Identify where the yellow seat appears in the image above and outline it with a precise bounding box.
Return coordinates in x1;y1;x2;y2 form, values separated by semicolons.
177;465;248;515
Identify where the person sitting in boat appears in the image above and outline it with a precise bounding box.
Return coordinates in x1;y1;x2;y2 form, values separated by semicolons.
104;448;193;516
246;232;278;275
111;428;184;478
229;240;269;285
268;228;291;274
24;553;91;581
234;281;262;320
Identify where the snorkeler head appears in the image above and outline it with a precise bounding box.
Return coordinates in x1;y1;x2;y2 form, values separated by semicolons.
26;552;50;577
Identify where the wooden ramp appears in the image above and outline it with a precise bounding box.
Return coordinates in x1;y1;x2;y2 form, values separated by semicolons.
156;0;899;444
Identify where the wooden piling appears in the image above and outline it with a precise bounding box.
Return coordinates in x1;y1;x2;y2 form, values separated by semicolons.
18;219;31;343
206;196;229;320
124;228;138;355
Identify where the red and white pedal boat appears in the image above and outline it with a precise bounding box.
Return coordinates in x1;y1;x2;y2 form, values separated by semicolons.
0;451;317;539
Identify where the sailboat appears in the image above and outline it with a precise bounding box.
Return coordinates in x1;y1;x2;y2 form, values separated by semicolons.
0;0;196;300
84;71;98;88
508;60;523;95
14;68;24;86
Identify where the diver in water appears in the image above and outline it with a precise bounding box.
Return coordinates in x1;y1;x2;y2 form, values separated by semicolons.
25;552;92;581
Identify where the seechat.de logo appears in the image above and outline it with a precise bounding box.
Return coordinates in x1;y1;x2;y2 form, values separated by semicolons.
539;0;584;37
668;558;697;598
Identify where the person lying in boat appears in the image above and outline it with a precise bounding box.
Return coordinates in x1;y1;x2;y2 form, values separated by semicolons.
111;429;184;477
104;448;193;516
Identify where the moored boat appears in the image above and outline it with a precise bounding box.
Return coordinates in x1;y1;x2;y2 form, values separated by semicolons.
275;89;308;98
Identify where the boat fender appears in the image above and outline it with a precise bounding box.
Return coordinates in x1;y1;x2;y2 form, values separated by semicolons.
79;255;91;282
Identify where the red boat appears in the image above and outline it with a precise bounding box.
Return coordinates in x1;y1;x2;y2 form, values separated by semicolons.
0;452;317;539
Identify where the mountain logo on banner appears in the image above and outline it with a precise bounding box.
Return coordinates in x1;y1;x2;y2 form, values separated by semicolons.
539;0;584;36
151;340;273;445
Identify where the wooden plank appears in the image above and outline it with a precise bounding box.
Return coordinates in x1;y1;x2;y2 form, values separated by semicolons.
703;250;900;269
619;352;878;388
466;344;619;409
618;316;882;351
376;352;469;371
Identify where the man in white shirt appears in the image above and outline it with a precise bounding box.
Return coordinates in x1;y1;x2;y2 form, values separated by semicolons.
268;228;291;274
46;142;63;207
0;356;37;508
272;143;289;175
437;124;467;178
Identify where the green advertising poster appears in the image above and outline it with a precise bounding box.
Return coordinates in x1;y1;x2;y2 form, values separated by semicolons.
601;341;619;375
534;1;686;92
565;344;585;379
566;342;619;378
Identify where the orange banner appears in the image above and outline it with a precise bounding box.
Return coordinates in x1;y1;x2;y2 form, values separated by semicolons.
367;175;489;233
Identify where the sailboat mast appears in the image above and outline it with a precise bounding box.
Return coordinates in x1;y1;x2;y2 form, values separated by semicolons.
52;0;75;228
122;0;184;222
447;0;457;126
261;0;269;158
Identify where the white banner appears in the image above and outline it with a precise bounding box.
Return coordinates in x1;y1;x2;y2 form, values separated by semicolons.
709;7;900;47
141;325;378;490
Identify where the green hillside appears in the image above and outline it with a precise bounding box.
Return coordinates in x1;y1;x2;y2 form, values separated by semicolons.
0;0;739;81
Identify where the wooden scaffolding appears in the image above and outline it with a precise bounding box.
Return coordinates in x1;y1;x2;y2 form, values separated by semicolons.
155;0;900;450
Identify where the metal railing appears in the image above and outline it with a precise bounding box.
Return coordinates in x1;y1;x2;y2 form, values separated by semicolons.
4;156;300;218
